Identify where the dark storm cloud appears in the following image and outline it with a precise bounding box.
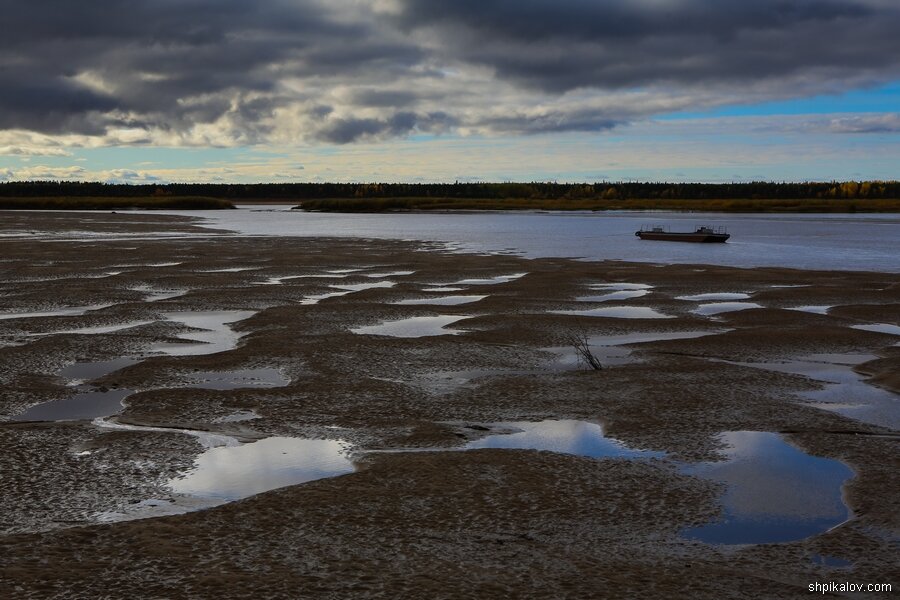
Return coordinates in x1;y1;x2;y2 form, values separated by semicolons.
1;0;899;143
0;0;421;136
395;0;900;92
315;111;458;144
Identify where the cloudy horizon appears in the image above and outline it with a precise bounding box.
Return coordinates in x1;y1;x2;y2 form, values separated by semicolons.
2;0;899;183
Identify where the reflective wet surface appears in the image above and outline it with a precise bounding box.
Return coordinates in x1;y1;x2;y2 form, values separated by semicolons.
788;305;832;315
0;303;114;321
576;290;650;302
183;368;289;390
14;387;134;422
60;357;138;384
547;330;724;369
728;354;900;429
54;320;155;335
331;281;397;292
393;295;487;306
677;292;751;301
681;431;852;545
169;437;354;501
693;302;763;316
299;291;352;305
552;306;673;319
465;420;664;459
131;286;188;302
588;283;653;291
152;311;256;356
850;323;900;336
364;270;415;278
352;315;469;337
451;273;527;285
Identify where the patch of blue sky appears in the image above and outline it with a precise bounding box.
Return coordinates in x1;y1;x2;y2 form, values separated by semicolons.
660;82;900;120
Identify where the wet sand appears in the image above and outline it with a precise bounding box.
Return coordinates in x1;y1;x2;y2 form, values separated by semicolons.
1;212;897;598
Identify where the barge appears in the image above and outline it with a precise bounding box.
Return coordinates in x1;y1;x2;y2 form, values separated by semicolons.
635;225;730;243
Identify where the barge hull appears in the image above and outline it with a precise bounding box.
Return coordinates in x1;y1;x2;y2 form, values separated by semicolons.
636;232;730;243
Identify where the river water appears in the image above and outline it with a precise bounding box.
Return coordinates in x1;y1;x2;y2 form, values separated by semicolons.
158;206;899;273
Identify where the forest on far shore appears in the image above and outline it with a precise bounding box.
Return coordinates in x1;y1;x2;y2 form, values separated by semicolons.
2;180;900;200
2;180;900;212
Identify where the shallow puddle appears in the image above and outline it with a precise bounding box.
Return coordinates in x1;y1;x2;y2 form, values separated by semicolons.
693;302;763;316
352;315;469;337
184;368;289;390
788;305;832;315
214;410;262;423
199;267;260;273
677;293;751;301
152;311;256;357
589;283;653;291
131;286;188;302
54;320;155;336
850;323;900;336
60;357;138;383
15;387;134;422
365;270;415;278
576;290;650;302
547;330;724;369
298;291;352;305
331;281;397;292
452;273;527;285
393;295;487;306
465;420;663;459
0;303;114;321
681;431;852;545
421;286;466;293
728;354;899;429
169;437;354;501
552;306;673;319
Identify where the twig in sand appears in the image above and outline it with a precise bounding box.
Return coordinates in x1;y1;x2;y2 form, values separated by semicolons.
566;331;602;371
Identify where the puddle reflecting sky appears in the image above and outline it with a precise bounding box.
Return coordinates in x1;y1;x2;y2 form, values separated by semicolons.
0;303;114;321
451;273;527;285
352;315;469;337
331;281;396;292
169;437;354;501
677;292;751;301
15;387;134;422
393;295;487;306
152;311;256;356
788;305;832;315
850;323;900;336
552;306;673;319
54;320;155;335
299;291;352;305
731;354;899;429
547;330;723;369
184;368;289;390
577;290;650;303
693;302;763;316
60;357;138;383
465;420;663;459
682;431;852;545
365;270;415;278
589;283;653;291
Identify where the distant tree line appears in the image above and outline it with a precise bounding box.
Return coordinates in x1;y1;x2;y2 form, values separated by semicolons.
2;180;899;200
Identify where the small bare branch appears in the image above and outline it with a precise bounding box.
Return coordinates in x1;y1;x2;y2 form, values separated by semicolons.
566;331;602;371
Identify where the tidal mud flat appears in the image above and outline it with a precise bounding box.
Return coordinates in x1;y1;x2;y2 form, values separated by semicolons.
0;212;898;598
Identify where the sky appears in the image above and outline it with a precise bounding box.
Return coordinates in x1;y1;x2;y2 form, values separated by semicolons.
1;0;899;184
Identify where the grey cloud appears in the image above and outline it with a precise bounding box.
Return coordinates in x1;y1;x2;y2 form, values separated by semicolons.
314;111;457;144
395;0;900;92
1;0;899;144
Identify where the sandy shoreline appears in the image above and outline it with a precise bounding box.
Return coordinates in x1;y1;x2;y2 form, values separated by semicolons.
0;211;897;598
